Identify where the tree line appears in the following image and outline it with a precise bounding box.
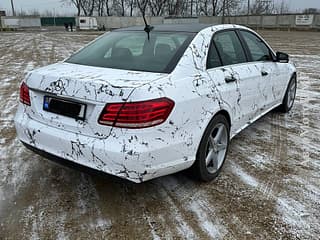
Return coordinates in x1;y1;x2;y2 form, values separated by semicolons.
62;0;290;17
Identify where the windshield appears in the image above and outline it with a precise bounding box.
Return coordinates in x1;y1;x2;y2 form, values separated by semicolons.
66;31;194;73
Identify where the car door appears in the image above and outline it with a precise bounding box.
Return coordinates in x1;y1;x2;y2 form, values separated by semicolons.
206;30;267;134
238;30;280;110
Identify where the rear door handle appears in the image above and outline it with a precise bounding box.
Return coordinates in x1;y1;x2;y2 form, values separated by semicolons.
261;71;269;76
225;75;237;83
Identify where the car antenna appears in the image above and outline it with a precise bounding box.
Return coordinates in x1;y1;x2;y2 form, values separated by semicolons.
137;0;153;40
143;15;154;40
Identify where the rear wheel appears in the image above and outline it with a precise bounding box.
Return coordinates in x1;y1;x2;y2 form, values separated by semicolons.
279;76;297;113
191;114;230;182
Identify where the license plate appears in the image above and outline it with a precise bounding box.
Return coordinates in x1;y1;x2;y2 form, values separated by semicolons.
43;96;86;121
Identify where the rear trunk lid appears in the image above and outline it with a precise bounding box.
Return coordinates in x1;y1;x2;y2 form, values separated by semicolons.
24;62;167;138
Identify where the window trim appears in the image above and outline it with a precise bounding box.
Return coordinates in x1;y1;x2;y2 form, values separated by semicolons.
206;29;250;70
237;29;276;63
206;39;223;70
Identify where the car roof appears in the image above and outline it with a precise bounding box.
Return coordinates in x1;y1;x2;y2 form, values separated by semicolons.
114;24;214;33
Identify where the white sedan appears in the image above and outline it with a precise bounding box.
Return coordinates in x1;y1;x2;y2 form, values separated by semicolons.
15;24;297;183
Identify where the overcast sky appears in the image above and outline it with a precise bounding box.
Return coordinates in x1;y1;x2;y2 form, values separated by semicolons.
1;0;320;15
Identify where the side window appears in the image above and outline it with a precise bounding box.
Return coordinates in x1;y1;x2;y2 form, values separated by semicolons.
241;31;272;62
207;42;222;69
214;31;247;66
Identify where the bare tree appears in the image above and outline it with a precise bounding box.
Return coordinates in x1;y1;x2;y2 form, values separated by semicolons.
136;0;149;16
120;0;126;16
250;0;275;15
62;0;82;16
81;0;96;16
212;0;220;16
225;0;242;16
96;0;105;16
167;0;184;16
106;0;111;16
148;0;168;16
62;0;244;17
129;0;136;16
276;0;289;14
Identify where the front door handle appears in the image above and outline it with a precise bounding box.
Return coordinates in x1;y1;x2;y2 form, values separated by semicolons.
225;75;237;83
261;71;269;76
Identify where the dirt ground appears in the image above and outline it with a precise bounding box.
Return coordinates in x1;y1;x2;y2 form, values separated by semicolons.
0;30;319;240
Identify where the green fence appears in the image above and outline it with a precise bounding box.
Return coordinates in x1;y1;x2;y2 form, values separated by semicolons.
41;17;76;26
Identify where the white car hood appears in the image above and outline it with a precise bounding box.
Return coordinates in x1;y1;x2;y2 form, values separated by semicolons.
25;62;168;103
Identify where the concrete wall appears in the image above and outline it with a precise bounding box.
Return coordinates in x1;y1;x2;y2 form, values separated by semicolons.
163;18;199;24
0;17;4;28
199;16;221;24
277;15;294;26
96;16;163;29
200;14;320;30
96;17;200;29
314;15;320;26
1;16;41;28
262;16;277;27
1;14;319;30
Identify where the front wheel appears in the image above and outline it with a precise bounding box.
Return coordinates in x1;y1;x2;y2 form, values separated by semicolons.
191;114;230;182
279;76;297;113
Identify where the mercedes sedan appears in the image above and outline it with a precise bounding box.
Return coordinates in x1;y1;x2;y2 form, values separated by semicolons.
15;24;297;182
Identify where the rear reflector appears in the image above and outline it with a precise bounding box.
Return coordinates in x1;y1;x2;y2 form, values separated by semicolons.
20;82;31;106
98;98;174;129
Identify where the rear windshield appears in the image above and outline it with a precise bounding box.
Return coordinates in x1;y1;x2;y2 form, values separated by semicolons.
66;31;194;73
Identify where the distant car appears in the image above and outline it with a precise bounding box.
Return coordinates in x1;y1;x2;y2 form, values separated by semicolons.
15;24;297;183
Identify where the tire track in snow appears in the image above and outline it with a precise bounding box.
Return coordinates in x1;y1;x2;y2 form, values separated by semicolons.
159;176;230;239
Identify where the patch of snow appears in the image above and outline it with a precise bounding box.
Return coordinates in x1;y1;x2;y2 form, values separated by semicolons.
145;215;161;240
157;180;198;239
89;217;112;232
56;212;69;240
277;197;313;238
230;163;259;188
189;200;226;239
24;61;36;73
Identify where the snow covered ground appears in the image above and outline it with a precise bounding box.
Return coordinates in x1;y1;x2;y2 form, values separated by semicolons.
0;30;319;239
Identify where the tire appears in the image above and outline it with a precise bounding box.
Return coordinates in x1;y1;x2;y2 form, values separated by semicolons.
191;114;230;182
278;76;297;113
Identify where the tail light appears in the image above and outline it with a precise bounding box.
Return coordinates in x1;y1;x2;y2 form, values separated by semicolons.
20;82;31;106
98;97;174;129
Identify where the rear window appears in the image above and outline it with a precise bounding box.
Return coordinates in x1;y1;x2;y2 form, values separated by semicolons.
66;31;194;73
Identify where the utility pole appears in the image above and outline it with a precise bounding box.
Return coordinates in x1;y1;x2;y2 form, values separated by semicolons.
10;0;16;16
247;0;250;15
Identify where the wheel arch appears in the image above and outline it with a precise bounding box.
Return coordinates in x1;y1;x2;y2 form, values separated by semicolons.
282;71;297;100
195;109;232;158
216;109;231;131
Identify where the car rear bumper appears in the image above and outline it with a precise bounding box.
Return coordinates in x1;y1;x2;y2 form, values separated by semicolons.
14;107;195;183
21;141;122;181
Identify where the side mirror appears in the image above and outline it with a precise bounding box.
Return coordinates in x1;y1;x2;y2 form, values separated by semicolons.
276;52;289;63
